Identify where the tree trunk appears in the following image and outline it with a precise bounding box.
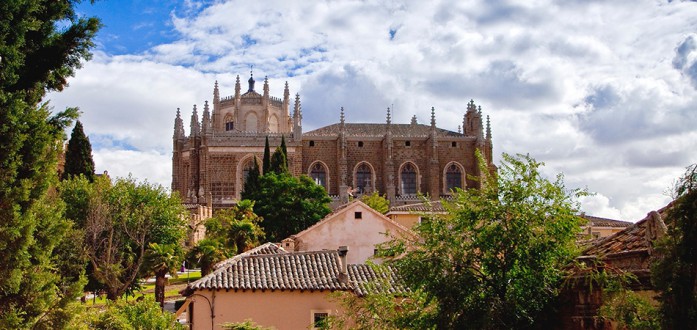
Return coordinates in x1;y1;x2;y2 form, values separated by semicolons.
155;269;168;308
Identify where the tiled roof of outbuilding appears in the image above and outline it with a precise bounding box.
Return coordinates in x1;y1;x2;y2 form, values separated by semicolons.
304;123;462;138
388;200;446;213
582;215;633;228
188;248;405;296
349;264;407;297
213;242;287;270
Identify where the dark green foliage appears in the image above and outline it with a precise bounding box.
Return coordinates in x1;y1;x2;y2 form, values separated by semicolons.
205;200;265;254
375;153;584;329
188;238;228;276
652;163;697;329
280;135;287;162
270;146;288;174
243;157;261;195
81;296;184;330
243;173;331;242
62;120;95;181
263;136;270;174
0;0;99;326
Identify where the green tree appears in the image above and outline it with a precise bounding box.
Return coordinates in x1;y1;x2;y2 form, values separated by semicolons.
361;191;390;214
143;243;183;308
243;172;331;242
188;238;228;276
652;163;697;329
373;153;584;329
0;0;99;326
62;120;95;181
81;296;184;330
270;146;288;174
204;200;265;254
61;176;187;300
243;157;261;196
263;136;270;174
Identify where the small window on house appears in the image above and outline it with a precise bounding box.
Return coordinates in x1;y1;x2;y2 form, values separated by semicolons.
312;311;330;329
309;140;315;147
355;211;362;219
405;140;411;147
451;141;457;147
374;248;379;256
358;141;364;147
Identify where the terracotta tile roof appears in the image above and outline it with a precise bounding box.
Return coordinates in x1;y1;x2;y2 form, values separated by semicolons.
388;200;446;213
581;203;672;258
582;215;633;228
349;264;407;297
304;123;463;138
189;249;404;296
213;242;287;270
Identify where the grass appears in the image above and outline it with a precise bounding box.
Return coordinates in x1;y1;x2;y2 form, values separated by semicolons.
83;270;203;307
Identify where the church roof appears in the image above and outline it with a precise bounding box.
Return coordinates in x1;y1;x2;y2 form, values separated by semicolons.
304;123;464;138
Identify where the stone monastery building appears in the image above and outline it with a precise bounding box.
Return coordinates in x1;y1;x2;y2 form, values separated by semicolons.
172;73;494;208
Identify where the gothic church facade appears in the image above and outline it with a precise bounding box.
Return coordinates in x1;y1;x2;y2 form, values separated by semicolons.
172;73;494;208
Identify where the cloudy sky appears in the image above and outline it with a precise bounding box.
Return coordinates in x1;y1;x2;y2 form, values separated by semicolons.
47;0;697;221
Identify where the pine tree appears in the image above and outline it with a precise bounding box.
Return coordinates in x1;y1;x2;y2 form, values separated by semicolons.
243;157;261;196
0;0;100;326
63;120;95;181
263;136;271;174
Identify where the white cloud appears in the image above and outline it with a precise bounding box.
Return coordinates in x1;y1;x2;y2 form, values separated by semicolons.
48;0;697;221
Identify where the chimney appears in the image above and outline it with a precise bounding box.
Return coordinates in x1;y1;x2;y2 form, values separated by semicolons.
337;246;349;283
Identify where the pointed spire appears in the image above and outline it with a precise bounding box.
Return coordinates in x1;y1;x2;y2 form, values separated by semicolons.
486;115;491;140
293;93;301;119
458;125;461;134
340;107;345;126
386;107;391;125
247;70;255;92
213;80;220;103
235;75;241;97
174;108;185;138
478;105;482;115
202;101;211;133
284;81;290;101
430;107;436;127
411;115;417;125
190;104;200;137
263;76;269;97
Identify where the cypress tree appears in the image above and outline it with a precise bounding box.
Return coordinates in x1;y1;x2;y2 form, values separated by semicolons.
270;147;288;174
263;136;271;175
0;0;100;326
243;157;261;198
62;120;95;181
280;135;288;170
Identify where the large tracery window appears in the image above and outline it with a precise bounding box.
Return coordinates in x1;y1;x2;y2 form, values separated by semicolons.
400;163;417;195
354;163;372;194
446;163;463;192
310;162;328;191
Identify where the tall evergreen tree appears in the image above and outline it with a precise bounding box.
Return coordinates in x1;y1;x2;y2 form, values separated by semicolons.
62;120;95;181
280;135;288;168
243;157;261;195
270;146;288;174
0;0;100;327
263;136;271;174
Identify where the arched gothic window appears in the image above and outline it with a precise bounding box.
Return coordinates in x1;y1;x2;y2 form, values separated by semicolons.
446;163;463;192
310;162;328;191
400;163;417;195
355;163;372;194
224;114;234;131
